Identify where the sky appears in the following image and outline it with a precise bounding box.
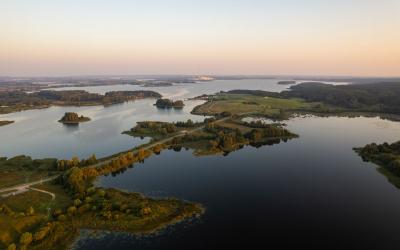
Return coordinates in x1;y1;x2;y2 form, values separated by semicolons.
0;0;399;77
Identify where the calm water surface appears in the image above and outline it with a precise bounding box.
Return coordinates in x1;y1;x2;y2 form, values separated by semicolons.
2;79;399;249
80;116;400;250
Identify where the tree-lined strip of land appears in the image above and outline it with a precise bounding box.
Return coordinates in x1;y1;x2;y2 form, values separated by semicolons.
0;90;162;115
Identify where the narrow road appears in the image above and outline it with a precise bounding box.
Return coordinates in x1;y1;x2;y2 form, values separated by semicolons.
0;175;58;198
87;115;231;169
0;115;235;198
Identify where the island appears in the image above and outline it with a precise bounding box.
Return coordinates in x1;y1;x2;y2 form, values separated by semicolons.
58;112;90;124
125;117;297;156
0;120;14;126
155;99;185;109
277;80;296;85
0;90;162;115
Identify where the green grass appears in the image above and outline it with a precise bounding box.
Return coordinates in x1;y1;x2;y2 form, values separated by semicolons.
192;94;315;117
33;183;72;210
0;170;50;189
1;190;52;214
0;214;45;248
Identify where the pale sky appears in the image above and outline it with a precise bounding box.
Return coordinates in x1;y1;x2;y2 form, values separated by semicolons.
1;0;399;76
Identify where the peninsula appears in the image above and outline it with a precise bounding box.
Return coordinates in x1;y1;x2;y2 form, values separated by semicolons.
191;81;400;121
0;90;162;115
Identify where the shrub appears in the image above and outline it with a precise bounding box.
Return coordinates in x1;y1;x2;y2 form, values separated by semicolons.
19;232;33;245
26;206;35;216
67;206;77;215
7;243;16;250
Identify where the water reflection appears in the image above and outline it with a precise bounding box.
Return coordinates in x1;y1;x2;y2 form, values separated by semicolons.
91;116;400;250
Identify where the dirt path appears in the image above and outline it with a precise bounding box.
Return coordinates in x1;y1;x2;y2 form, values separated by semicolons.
29;187;56;200
0;176;58;198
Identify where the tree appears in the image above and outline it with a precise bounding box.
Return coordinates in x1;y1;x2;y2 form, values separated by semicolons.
73;199;82;207
137;148;145;161
67;167;85;194
34;226;50;241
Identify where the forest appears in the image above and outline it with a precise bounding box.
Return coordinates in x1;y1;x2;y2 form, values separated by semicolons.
282;82;400;114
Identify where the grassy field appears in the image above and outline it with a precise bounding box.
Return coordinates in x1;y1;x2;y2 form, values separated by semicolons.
192;93;315;117
33;183;72;210
0;156;58;188
0;170;51;189
0;192;51;248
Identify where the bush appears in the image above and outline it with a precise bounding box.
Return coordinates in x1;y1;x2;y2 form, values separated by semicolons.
33;226;50;241
67;206;77;215
19;232;33;245
26;206;34;216
7;243;16;250
58;214;67;221
73;199;82;207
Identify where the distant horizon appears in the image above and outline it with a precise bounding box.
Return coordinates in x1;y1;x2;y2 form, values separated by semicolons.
1;74;400;79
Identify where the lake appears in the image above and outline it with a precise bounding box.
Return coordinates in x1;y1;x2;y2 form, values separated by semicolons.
2;79;400;249
75;115;400;250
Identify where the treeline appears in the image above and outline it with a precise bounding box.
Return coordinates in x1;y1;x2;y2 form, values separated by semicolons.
129;119;201;137
225;82;400;115
59;148;159;196
204;122;294;151
242;120;281;129
0;155;57;171
356;141;400;176
282;82;400;114
57;154;98;171
131;121;178;136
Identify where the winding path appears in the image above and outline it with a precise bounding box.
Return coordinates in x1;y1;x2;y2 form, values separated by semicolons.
0;176;58;198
